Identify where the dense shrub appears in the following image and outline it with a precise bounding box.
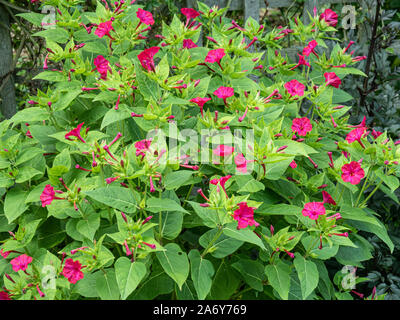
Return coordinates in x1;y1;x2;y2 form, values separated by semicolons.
0;0;399;300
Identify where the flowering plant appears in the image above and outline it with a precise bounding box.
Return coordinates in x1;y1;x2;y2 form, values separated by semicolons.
0;1;398;300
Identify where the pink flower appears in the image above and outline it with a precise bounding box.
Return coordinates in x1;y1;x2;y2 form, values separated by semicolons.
137;8;154;25
95;21;114;39
40;184;61;207
292;117;313;136
284;79;305;97
0;249;11;259
181;8;200;20
303;40;318;57
65;122;86;143
341;161;365;185
233;202;259;229
322;191;336;205
137;46;160;72
93;55;111;80
210;175;232;190
106;176;119;184
235;153;249;173
0;291;11;300
346;127;367;144
302;202;326;220
214;86;234;107
320;9;338;27
213;145;234;157
324;72;342;88
371;129;383;139
291;54;310;70
183;39;198;49
189;97;211;117
10;254;33;272
135;139;152;157
289;160;297;168
205;48;225;64
62;259;84;284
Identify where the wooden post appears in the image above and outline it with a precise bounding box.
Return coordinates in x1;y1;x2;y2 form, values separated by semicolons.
0;5;17;119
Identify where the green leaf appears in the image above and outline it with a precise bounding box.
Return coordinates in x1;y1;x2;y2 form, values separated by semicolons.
232;259;265;292
4;188;28;223
164;170;194;190
154;211;183;240
375;168;399;192
199;229;243;258
10;108;50;126
33;28;69;43
115;258;147;300
76;212;100;240
84;187;137;213
17;12;46;26
188;201;219;228
146;197;187;214
209;262;241;299
223;223;266;250
265;260;291;300
340;204;381;227
188;249;214;300
156;243;189;290
96;268;120;300
101;104;132;130
293;253;319;299
15;147;43;166
135;63;161;101
234;175;265;193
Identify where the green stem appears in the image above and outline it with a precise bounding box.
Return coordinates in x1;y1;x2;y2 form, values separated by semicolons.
355;169;371;207
359;181;383;207
201;227;224;258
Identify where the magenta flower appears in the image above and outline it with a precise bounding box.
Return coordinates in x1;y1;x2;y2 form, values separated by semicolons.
371;129;383;139
62;259;84;284
205;48;226;67
181;8;200;20
234;153;251;173
346;127;367;144
341;161;365;185
290;54;310;70
0;291;11;300
0;249;11;259
210;175;231;187
320;9;338;27
324;72;342;88
40;184;64;207
135;139;152;157
302;202;326;220
214;86;234;107
289;160;297;168
292;117;313;136
137;46;160;72
303;40;318;57
322;191;336;206
284;79;305;97
94;21;114;39
189;97;211;117
93;55;111;80
65;122;86;143
213;145;234;157
183;39;198;49
233;202;259;230
137;8;154;26
106;176;119;184
10;254;33;272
